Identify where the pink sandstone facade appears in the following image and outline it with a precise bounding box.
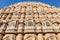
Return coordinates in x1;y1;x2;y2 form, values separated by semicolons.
0;2;60;40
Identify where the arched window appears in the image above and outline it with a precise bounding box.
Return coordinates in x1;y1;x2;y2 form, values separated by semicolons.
43;21;51;27
25;19;34;27
53;22;59;27
27;21;33;26
26;12;34;18
8;21;16;27
45;22;50;26
52;12;57;15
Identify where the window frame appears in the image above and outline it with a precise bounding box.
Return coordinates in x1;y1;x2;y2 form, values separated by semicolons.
25;20;34;27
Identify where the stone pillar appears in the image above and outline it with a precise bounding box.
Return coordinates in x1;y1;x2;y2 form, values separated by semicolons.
38;34;44;40
24;34;36;40
0;34;3;40
16;34;23;40
57;33;60;40
0;23;6;33
36;22;42;33
17;22;24;33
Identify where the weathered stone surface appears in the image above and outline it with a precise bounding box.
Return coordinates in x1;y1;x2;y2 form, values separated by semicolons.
0;34;3;40
16;34;23;40
38;34;43;40
0;2;60;40
57;33;60;40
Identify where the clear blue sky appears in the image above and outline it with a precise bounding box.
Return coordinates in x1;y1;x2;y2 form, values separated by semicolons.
0;0;60;8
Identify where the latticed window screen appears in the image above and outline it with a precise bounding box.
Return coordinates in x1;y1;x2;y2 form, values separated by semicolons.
46;22;50;26
8;21;16;27
44;21;50;27
27;22;33;26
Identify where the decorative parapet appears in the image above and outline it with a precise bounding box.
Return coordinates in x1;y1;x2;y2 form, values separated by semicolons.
0;2;60;40
0;2;60;34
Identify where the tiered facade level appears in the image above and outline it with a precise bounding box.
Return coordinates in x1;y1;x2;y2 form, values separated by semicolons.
0;2;60;40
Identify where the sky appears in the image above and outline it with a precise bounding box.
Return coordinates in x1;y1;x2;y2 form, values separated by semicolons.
0;0;60;8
